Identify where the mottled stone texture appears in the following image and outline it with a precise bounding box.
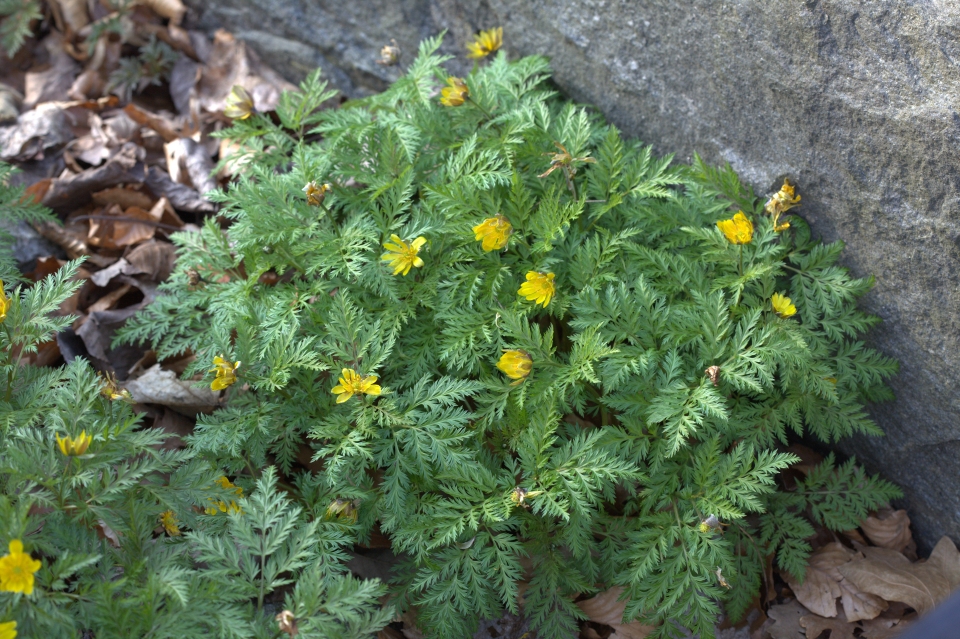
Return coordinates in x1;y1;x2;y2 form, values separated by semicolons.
184;0;960;549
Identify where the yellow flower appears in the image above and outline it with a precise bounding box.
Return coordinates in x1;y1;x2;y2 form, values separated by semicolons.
205;477;243;515
0;621;15;639
497;350;532;383
440;77;469;107
381;235;426;276
331;368;382;403
160;510;180;536
716;211;754;245
0;280;8;324
56;431;91;456
771;293;797;318
223;85;254;120
325;498;359;523
210;356;240;391
466;27;503;59
472;215;512;251
0;540;41;595
303;181;331;206
518;271;555;307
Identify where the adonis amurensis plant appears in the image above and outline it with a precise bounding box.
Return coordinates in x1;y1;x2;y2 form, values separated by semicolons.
0;33;900;639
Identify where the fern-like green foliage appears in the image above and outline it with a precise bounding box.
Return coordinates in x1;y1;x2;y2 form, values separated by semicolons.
104;36;898;639
0;0;40;57
0;165;390;637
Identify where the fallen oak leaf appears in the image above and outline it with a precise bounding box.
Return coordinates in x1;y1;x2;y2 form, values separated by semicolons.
925;536;960;591
838;545;950;616
765;600;807;639
799;609;858;639
781;542;851;618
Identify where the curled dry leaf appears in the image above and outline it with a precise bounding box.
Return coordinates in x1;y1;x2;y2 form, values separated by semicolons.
837;545;951;616
164;137;217;196
861;509;913;554
859;615;912;639
782;542;850;618
145;166;217;213
41;143;144;214
24;53;81;109
575;587;656;639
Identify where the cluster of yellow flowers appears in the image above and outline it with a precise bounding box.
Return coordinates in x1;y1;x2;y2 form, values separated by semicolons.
205;476;244;515
0;539;40;596
716;204;799;320
210;356;241;391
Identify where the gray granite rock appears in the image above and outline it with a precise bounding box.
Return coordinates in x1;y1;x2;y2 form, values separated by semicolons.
182;0;960;550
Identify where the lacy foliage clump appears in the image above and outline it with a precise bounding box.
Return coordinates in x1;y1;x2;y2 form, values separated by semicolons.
1;33;900;638
0;168;391;638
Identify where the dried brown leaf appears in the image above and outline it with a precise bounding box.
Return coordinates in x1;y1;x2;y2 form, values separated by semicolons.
838;578;887;622
0;82;21;123
861;509;913;553
42;143;144;214
576;587;655;639
838;546;951;616
24;53;80;109
144;166;216;213
134;0;186;24
765;600;807;639
0;104;73;162
87;283;132;313
782;542;853;618
87;204;156;248
52;0;89;32
859;616;911;639
164;137;217;196
92;186;155;210
799;609;858;639
926;536;960;591
125;364;219;414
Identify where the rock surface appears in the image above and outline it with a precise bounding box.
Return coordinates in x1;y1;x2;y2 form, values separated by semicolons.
183;0;960;550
